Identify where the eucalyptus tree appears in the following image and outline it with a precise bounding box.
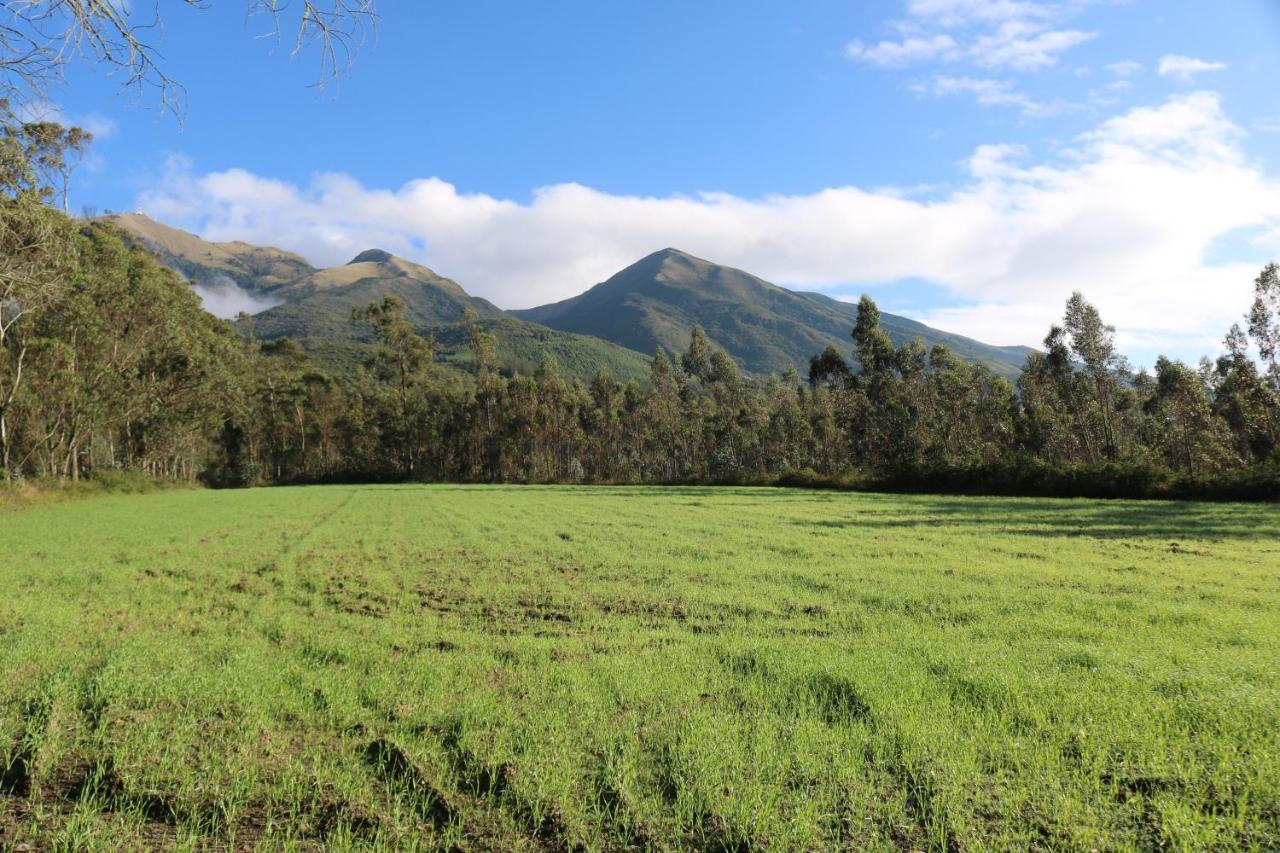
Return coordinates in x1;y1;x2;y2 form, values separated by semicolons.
1211;324;1280;465
1249;263;1280;388
0;117;80;474
1062;292;1130;461
1144;356;1233;474
354;295;435;479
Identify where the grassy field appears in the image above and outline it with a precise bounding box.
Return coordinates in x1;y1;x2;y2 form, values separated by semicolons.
1;486;1277;851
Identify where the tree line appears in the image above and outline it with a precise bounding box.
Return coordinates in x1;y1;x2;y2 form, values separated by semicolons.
3;121;1278;499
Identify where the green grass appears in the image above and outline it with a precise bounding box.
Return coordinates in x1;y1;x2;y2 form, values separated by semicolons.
1;486;1277;851
0;472;192;514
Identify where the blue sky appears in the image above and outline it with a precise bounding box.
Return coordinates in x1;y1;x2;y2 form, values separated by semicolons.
51;0;1280;365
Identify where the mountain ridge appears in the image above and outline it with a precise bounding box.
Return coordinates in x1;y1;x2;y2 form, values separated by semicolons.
514;248;1034;379
108;214;653;381
106;212;316;295
110;214;1034;381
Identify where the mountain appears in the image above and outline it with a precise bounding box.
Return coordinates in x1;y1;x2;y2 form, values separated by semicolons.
248;249;506;340
110;214;502;329
514;248;1034;379
111;214;653;382
107;213;315;296
113;215;1031;383
241;251;656;381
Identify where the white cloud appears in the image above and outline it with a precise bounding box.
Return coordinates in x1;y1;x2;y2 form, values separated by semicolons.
848;0;1097;71
905;0;1056;28
1085;78;1132;105
192;274;284;318
1106;60;1143;77
137;94;1280;359
79;114;117;140
914;75;1078;117
846;35;961;67
970;21;1097;70
1157;54;1227;82
915;76;1037;115
848;1;1123;126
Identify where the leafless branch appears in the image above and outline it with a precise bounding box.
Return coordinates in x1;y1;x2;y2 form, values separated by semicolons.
0;0;377;119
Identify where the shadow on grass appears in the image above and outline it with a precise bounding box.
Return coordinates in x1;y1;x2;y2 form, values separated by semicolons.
331;483;1279;542
790;497;1280;542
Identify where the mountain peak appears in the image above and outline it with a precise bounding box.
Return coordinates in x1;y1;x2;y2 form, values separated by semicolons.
647;247;701;263
626;248;711;278
348;248;395;265
512;248;1034;379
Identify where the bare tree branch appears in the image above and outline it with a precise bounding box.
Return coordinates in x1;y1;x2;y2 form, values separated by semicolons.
0;0;377;119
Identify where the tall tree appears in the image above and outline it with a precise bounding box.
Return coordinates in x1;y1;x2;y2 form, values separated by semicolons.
0;118;80;474
15;121;92;213
1211;323;1279;464
682;324;713;383
1248;263;1280;387
1144;357;1232;474
1062;292;1129;460
808;345;852;390
354;295;434;479
1019;325;1083;464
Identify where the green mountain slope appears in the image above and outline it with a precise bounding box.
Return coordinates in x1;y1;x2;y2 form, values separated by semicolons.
432;318;654;381
514;249;1034;379
294;318;653;383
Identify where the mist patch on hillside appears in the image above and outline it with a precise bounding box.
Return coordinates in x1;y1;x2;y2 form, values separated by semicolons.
193;274;283;317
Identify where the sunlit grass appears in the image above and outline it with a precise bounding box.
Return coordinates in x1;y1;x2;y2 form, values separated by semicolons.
1;485;1277;850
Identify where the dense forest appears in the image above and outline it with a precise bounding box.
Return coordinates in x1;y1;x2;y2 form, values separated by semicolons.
2;120;1279;500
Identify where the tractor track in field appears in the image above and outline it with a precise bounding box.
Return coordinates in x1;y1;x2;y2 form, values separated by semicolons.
362;732;573;851
258;488;361;576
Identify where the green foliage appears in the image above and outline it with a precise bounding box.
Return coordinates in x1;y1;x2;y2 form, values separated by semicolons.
429;317;653;383
3;213;246;482
1;485;1277;849
680;323;714;380
1250;263;1280;382
0;114;92;206
808;344;853;388
353;295;438;479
